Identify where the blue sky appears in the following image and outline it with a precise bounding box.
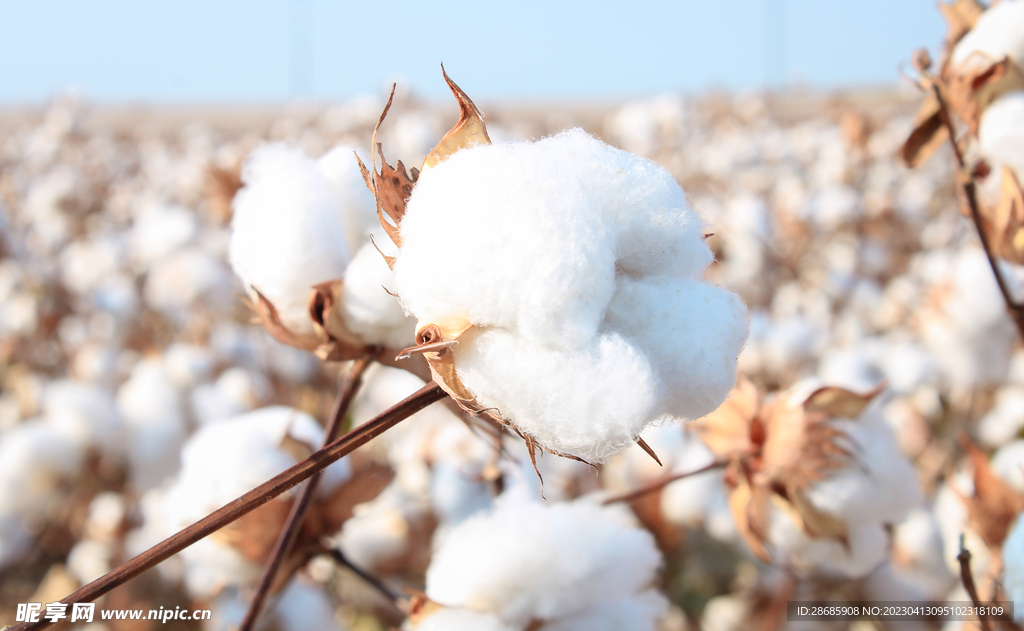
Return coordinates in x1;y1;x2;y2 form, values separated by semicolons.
0;0;944;103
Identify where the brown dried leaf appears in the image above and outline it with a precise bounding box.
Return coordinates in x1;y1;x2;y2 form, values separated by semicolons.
803;383;883;420
694;374;760;458
959;434;1024;549
251;288;320;351
308;280;372;361
946;56;1024;135
900;89;950;168
727;472;771;562
203;161;243;223
991;166;1024;264
938;0;985;46
421;65;491;171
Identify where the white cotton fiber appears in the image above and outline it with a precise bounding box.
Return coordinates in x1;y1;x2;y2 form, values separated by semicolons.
316;145;378;255
394;129;747;462
951;0;1024;69
230;144;354;335
1004;516;1024;622
340;241;416;350
424;489;666;630
116;359;187;490
414;608;516;631
979;92;1024;181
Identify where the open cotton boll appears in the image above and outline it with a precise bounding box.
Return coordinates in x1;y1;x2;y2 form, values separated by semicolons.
979;92;1024;181
394;129;746;462
116;359;187;490
229;144;352;336
0;420;84;520
42;379;121;449
424;489;666;630
129;201;197;269
802;405;922;526
768;513;889;578
979;385;1024;448
1004;516;1024;623
951;0;1024;69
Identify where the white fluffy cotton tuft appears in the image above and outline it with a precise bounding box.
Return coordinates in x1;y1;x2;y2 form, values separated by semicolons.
951;0;1024;70
421;488;667;630
394;129;748;461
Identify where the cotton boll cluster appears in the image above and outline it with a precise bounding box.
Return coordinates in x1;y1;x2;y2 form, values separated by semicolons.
395;127;748;463
411;489;667;631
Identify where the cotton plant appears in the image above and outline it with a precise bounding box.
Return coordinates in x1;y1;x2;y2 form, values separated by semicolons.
405;488;668;631
360;70;748;466
694;376;921;577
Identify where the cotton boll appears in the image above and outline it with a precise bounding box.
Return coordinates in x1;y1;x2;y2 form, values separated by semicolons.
42;379;121;450
890;507;957;600
229;144;352;336
60;236;124;295
0;420;84;520
951;1;1024;69
978;92;1024;181
144;247;232;318
339;241;415;350
396;131;620;349
271;578;348;631
979;386;1024;448
424;490;663;629
337;485;418;571
1004;516;1024;623
163;343;216;389
83;492;126;542
129;201;197;269
116;359;187;490
700;595;749;631
453;328;657;463
67;539;114;584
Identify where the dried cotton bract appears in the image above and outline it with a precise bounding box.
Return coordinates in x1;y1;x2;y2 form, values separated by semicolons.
369;71;748;464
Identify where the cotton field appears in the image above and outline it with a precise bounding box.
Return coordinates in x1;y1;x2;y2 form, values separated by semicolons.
2;4;1024;630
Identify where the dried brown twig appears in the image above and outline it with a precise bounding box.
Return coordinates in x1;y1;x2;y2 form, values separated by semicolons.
240;354;375;631
958;534;993;631
8;381;447;631
602;460;724;505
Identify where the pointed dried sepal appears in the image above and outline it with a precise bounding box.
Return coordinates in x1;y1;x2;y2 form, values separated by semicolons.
421;66;492;171
693;373;761;457
404;589;446;626
938;0;985;46
635;436;663;466
308;280;374;362
356;87;420;250
802;382;884;420
956;434;1024;549
250;288;321;352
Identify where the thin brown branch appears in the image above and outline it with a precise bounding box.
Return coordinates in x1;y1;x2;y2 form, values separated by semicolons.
240;354;375;631
8;381;447;631
326;547;402;605
930;83;1024;340
958;534;993;631
602;460;724;505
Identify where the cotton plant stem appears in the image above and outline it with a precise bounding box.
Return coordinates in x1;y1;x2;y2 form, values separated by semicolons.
602;461;724;505
239;354;374;631
7;381;447;631
931;84;1024;341
327;547;403;605
957;535;993;631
